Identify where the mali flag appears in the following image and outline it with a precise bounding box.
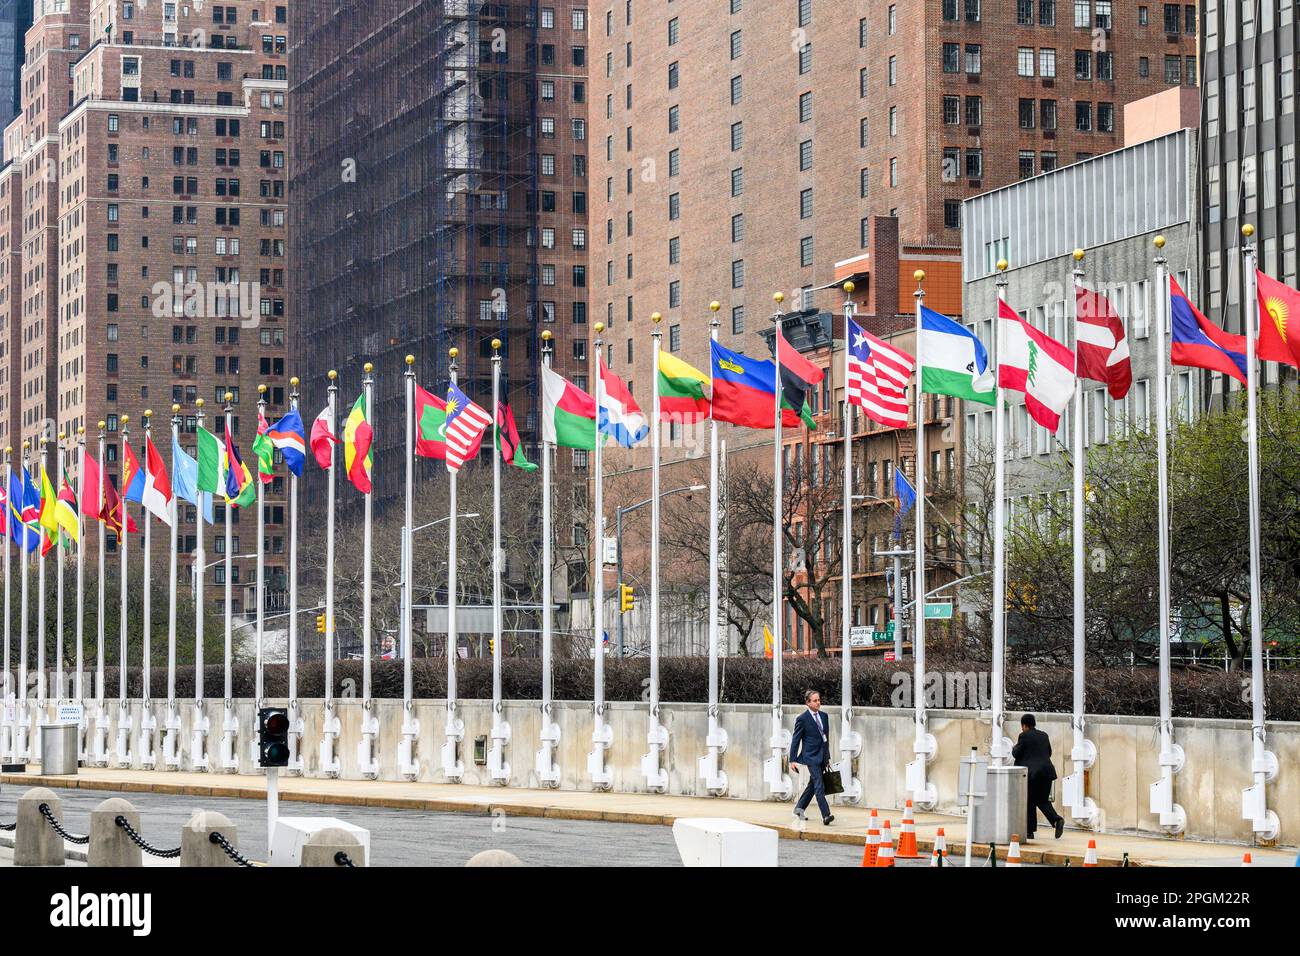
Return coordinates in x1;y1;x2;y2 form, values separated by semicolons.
343;393;373;493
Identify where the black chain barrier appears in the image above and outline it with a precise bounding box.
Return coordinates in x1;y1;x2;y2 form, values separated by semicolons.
209;830;254;867
0;821;15;832
114;816;181;859
334;851;356;868
39;803;89;845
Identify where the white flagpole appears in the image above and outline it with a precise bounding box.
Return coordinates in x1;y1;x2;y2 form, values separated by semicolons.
219;394;237;772
92;424;108;766
1240;225;1280;839
17;440;28;763
2;448;11;763
75;429;86;759
140;410;156;769
319;370;341;776
398;357;419;779
699;302;727;795
837;282;862;803
441;348;464;783
588;322;612;790
535;331;560;786
255;386;268;710
163;405;181;769
357;363;379;779
764;292;792;801
191;401;210;771
286;377;304;774
907;270;937;809
1149;235;1185;832
115;419;132;768
990;263;1010;766
487;338;512;784
36;434;47;758
642;312;668;791
55;433;65;710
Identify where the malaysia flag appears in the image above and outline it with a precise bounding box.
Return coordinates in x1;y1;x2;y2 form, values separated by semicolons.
846;316;914;429
1075;286;1132;399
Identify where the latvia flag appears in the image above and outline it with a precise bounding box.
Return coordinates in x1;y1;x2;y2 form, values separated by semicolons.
1074;286;1132;399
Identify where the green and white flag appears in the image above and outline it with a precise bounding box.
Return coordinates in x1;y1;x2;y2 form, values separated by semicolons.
919;306;996;406
195;426;228;496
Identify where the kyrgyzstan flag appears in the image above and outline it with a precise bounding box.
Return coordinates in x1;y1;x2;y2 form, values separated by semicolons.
1074;286;1132;399
1256;269;1300;369
997;298;1077;433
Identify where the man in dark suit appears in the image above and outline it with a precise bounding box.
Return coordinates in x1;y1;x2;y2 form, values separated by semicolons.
789;689;834;826
1012;713;1064;840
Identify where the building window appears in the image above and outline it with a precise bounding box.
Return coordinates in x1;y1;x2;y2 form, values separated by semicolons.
943;43;959;73
731;74;742;104
1040;48;1056;77
799;43;812;75
860;167;870;197
1097;101;1114;131
943;95;960;124
799;91;813;122
944;201;961;229
1019;98;1036;128
1018;48;1034;77
800;188;813;218
888;56;897;86
1164;55;1180;84
1163;2;1179;32
1138;56;1149;78
730;121;744;150
1041;151;1058;172
965;149;983;178
1075;0;1091;27
732;306;745;335
889;157;898;186
668;193;680;219
965;96;982;126
1040;0;1056;24
801;138;814;168
669;61;679;89
730;30;742;59
1041;98;1058;129
800;236;814;268
798;0;812;26
1018;0;1034;24
1076;101;1093;130
1075;49;1091;79
965;45;981;74
731;167;744;196
1096;50;1113;80
1094;0;1112;28
732;213;744;242
1019;150;1036;178
732;260;745;288
668;17;679;45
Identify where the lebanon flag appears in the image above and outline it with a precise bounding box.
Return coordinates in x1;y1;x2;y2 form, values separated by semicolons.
997;298;1077;433
141;434;173;525
1074;286;1132;399
1256;269;1300;369
541;365;597;450
310;405;338;470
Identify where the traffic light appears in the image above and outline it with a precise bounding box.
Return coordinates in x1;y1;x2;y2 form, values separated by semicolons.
619;583;635;613
316;613;326;633
488;639;495;656
257;707;290;768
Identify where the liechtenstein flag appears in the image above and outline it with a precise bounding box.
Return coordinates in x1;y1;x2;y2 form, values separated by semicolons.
1169;275;1247;384
709;339;779;429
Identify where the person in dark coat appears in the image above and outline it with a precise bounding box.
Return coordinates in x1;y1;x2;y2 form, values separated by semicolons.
1012;713;1064;840
789;689;834;826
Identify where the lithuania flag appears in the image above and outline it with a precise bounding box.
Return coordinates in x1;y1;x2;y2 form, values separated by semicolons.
541;365;596;450
414;384;447;460
343;393;374;493
657;352;710;422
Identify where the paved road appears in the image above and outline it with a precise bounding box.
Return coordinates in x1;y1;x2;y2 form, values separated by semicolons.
2;785;963;866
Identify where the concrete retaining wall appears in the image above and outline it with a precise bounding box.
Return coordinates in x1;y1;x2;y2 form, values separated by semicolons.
18;697;1298;845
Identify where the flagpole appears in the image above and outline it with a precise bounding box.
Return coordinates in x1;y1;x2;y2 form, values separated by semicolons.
254;386;268;712
1;447;11;764
588;321;612;791
36;432;47;759
75;429;86;759
1149;235;1185;832
115;417;132;768
219;394;237;773
535;330;561;786
140;410;157;769
164;405;181;769
17;440;28;762
441;348;464;783
699;302;728;795
836;282;863;803
398;358;419;779
642;312;668;792
320;370;341;777
990;263;1010;767
764;292;791;801
354;364;378;778
907;270;938;810
1239;224;1280;840
286;377;304;774
191;400;210;772
485;338;512;784
55;432;65;711
92;423;108;766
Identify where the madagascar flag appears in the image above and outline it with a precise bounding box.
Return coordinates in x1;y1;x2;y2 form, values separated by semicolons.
343;393;373;493
1256;269;1300;369
414;384;447;459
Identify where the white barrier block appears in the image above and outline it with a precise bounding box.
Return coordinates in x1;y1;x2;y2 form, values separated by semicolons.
269;817;371;868
672;817;778;867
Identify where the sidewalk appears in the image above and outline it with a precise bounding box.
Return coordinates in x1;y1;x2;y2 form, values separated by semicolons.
2;768;1293;867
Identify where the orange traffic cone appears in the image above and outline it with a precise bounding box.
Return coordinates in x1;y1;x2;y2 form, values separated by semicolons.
929;848;942;867
1007;834;1022;867
860;828;879;867
879;818;893;856
875;823;895;868
1083;839;1098;867
1242;852;1252;867
935;826;947;858
897;799;919;858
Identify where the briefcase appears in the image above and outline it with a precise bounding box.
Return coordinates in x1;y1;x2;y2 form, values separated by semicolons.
822;766;845;796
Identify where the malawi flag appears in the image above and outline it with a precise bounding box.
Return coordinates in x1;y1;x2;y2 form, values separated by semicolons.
343;393;373;493
657;351;710;422
496;402;537;472
1256;269;1300;369
541;365;597;450
100;474;138;539
414;384;447;459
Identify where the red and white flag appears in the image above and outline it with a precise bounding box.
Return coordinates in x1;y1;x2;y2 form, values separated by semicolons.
846;315;914;429
141;435;173;525
1074;286;1132;399
998;299;1077;433
310;405;337;470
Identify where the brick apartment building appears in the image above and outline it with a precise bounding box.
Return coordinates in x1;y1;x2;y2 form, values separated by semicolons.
0;0;291;609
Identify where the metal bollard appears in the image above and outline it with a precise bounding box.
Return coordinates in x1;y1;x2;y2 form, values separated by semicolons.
300;826;367;867
89;798;142;867
15;787;66;867
181;811;241;867
465;849;524;867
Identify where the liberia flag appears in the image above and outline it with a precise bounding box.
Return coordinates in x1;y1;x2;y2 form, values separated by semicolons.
846;315;914;429
1074;286;1132;399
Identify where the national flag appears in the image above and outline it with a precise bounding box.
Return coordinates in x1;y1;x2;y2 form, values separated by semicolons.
267;409;307;477
1169;275;1247;384
776;328;825;384
100;473;138;539
776;365;818;431
710;340;779;429
763;623;776;659
122;442;146;504
55;474;79;543
20;466;39;523
894;467;916;541
997;298;1077;433
1255;269;1300;369
7;471;36;553
141;435;173;525
541;365;598;450
38;466;58;536
252;410;275;484
496;403;538;472
172;435;214;524
847;316;915;429
919;306;996;406
342;394;374;493
657;351;711;422
310;405;337;470
413;385;448;459
1075;286;1133;399
598;359;649;447
0;481;8;538
195;426;227;496
81;453;102;521
443;382;493;472
224;423;256;507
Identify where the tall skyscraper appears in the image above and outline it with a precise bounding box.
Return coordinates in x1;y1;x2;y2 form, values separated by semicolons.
0;0;32;152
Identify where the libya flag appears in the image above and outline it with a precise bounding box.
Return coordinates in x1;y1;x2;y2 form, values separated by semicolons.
414;384;447;459
918;306;996;406
541;365;596;450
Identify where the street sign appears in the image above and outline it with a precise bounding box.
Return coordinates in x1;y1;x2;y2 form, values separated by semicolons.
603;536;618;566
886;621;896;637
924;601;953;620
884;651;896;662
56;703;84;724
849;626;873;648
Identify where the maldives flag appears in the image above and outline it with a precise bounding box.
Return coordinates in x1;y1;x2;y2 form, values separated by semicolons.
1255;269;1300;369
1074;286;1132;399
541;365;597;450
141;435;173;525
997;298;1077;433
414;384;447;459
310;405;337;470
1169;276;1247;384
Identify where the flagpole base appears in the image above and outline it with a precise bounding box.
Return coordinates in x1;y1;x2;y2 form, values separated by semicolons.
357;706;380;780
139;705;157;769
398;708;420;780
535;718;561;788
319;707;341;778
220;701;239;772
286;702;304;775
488;717;511;784
115;702;134;768
588;720;614;791
189;702;210;772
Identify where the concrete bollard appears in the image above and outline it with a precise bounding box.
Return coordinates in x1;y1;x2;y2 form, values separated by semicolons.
465;849;524;867
89;797;142;868
181;810;240;867
15;787;66;867
300;826;367;867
